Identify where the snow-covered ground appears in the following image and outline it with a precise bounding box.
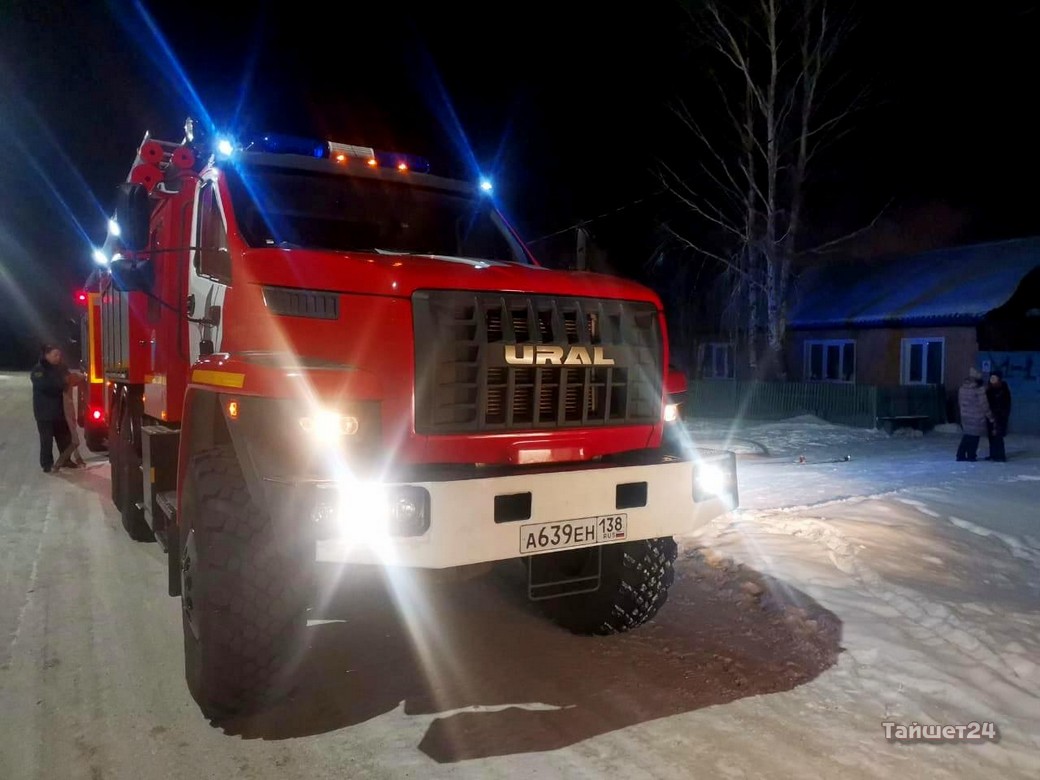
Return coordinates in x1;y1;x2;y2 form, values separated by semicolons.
674;415;1040;778
2;362;1038;779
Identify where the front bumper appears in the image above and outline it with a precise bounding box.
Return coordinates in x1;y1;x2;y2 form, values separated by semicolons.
267;450;738;569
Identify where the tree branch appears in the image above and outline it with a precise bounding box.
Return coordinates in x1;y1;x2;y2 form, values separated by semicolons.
664;225;770;294
658;163;746;239
802;197;894;254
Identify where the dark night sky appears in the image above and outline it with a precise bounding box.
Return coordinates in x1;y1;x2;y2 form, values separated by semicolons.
1;0;1039;364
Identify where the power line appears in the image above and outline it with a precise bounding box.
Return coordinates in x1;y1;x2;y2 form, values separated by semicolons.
526;188;667;245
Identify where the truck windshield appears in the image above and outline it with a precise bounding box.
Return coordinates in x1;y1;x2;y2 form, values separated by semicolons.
224;167;530;264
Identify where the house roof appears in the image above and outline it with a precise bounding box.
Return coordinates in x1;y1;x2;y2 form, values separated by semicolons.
789;237;1040;329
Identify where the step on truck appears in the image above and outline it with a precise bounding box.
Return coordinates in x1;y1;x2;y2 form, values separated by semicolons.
89;120;738;719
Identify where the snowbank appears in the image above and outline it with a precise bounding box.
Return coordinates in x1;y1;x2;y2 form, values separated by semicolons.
677;414;1040;778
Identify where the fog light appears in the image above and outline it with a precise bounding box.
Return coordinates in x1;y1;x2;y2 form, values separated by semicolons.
696;464;727;495
311;502;336;525
388;487;430;537
394;496;419;524
313;484;430;540
664;403;681;423
299;410;359;440
693;459;738;505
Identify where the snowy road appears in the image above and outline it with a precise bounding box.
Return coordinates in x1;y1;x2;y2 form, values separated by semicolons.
1;372;1038;779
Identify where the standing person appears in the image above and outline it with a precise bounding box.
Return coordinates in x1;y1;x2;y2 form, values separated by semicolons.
54;367;88;469
30;345;73;473
985;370;1012;462
956;367;993;462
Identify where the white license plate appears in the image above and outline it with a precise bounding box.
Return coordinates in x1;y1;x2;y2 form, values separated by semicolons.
519;514;628;554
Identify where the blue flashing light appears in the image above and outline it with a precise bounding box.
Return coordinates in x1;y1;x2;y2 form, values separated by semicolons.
254;133;328;158
479;178;493;194
92;248;109;266
239;131;432;173
107;218;121;237
216;138;235;157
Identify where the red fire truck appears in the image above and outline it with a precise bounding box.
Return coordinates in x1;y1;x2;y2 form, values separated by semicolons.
90;120;738;718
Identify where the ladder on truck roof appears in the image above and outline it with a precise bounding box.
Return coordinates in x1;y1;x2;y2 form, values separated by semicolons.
96;120;201;261
124;120;199;194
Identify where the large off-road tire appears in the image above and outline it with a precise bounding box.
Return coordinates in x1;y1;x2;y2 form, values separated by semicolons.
181;446;311;719
536;537;678;635
119;399;153;542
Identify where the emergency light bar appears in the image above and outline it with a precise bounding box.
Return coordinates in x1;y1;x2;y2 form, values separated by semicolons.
242;132;432;174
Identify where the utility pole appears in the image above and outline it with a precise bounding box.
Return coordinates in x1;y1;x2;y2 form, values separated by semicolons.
575;224;589;271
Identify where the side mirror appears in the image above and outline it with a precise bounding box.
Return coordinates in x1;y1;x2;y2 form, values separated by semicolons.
665;366;688;398
114;183;151;252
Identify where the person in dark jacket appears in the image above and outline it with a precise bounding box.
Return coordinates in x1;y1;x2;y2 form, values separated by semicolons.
956;367;993;462
30;345;73;473
985;370;1012;462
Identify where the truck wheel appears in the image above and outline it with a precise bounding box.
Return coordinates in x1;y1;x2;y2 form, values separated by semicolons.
535;537;678;635
180;446;310;719
109;390;123;509
84;429;107;453
119;400;153;542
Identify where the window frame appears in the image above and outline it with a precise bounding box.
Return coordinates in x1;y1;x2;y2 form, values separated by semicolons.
195;180;232;285
803;338;857;383
900;337;946;385
700;341;735;380
223;166;533;265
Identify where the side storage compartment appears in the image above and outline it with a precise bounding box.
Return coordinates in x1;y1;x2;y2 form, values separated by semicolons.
143;425;180;541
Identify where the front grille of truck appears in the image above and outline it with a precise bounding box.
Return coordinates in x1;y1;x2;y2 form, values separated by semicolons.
412;291;661;434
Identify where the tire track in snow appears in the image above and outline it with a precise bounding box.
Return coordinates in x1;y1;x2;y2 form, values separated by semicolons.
1;483;47;669
719;505;1040;713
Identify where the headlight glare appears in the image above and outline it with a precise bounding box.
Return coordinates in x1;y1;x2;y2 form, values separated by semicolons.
299;409;360;440
696;463;728;495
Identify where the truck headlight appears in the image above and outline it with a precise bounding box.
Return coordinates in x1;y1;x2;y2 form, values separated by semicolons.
312;483;430;539
664;403;682;423
299;409;360;440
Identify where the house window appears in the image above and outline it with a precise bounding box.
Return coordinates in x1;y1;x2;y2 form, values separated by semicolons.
804;339;856;382
699;342;734;379
901;338;944;385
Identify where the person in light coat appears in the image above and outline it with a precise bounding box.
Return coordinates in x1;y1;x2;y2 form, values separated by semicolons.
956;367;993;462
54;367;87;469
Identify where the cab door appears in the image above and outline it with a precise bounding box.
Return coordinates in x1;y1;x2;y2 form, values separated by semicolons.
187;178;232;363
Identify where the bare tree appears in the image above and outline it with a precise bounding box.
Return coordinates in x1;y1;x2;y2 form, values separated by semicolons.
662;0;861;377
